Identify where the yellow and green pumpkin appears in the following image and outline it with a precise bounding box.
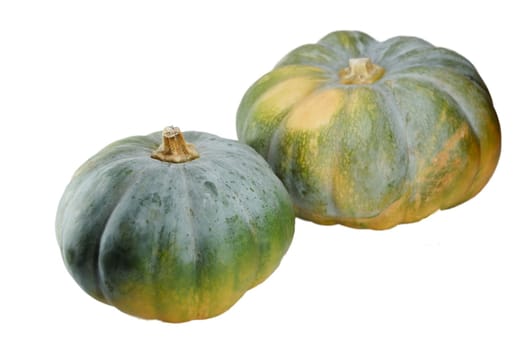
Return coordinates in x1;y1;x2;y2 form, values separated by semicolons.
56;127;295;322
237;31;501;229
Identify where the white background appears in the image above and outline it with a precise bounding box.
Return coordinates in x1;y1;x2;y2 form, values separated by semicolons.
1;1;524;349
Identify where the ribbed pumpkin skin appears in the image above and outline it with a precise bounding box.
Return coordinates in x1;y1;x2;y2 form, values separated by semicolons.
56;131;295;322
237;31;501;229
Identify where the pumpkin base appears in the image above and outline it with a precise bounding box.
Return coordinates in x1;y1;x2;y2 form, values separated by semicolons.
293;194;432;230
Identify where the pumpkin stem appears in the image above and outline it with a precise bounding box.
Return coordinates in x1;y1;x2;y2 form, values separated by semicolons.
151;126;200;163
339;57;384;85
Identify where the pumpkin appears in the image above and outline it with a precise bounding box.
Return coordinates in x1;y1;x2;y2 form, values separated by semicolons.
56;126;295;322
237;31;501;229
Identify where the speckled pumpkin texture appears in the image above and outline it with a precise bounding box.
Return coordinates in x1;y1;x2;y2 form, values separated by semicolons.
56;130;295;322
237;30;501;229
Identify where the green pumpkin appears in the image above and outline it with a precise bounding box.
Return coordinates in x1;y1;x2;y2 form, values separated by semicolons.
56;127;295;322
237;30;501;229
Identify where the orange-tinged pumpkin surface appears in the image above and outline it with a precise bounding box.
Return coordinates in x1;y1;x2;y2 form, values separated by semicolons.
237;31;501;229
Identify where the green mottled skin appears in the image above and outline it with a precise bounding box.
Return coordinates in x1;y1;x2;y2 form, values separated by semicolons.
237;31;501;229
56;131;295;322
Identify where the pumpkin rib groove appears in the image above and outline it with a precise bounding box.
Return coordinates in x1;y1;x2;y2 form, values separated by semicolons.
384;47;478;78
388;66;487;94
92;201;119;304
326;87;355;217
96;164;150;307
325;90;351;218
393;74;483;155
265;83;329;162
275;43;346;70
205;158;262;285
57;173;105;298
328;87;357;218
238;68;328;150
135;167;162;319
74;155;132;181
317;36;359;61
317;31;376;60
389;65;479;84
266;110;293;163
177;164;202;318
149;167;178;320
267;126;299;201
380;44;437;68
395;73;485;206
373;36;433;65
60;158;150;303
389;72;488;140
265;83;344;214
329;86;407;219
228;188;261;287
391;77;482;210
396;75;501;199
372;84;413;221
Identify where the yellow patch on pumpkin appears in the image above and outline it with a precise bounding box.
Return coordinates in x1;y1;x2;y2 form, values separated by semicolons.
253;77;323;123
109;284;158;320
285;88;344;131
410;118;478;214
